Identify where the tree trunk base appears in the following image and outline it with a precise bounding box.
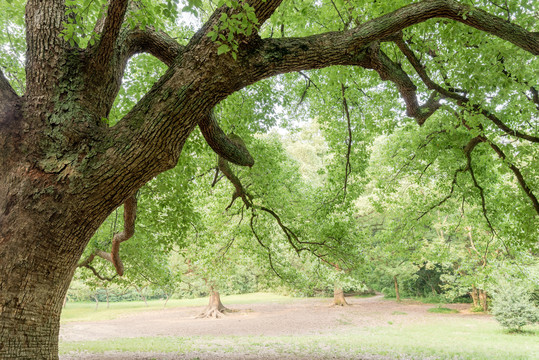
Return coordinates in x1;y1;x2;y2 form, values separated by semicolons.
332;287;349;306
195;290;237;319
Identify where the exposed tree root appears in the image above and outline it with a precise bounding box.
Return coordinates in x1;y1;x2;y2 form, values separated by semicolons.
195;290;237;319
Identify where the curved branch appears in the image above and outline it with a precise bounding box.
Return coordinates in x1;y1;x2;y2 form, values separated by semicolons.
216;141;253;210
83;264;117;282
466;148;496;234
110;194;137;276
417;136;482;220
125;27;184;67
363;0;539;55
199;111;254;167
94;0;130;68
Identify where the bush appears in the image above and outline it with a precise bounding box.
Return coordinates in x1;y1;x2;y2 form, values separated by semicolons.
491;281;539;332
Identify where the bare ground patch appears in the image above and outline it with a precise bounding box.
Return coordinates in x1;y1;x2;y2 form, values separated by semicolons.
60;295;491;360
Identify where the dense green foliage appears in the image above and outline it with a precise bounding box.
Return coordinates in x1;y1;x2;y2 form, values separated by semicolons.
3;0;536;330
491;278;539;332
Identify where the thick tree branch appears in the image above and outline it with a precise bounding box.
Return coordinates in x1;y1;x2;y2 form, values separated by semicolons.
125;27;184;67
24;0;68;100
94;0;130;68
241;0;537;87
199;111;255;167
0;70;18;102
248;0;283;26
362;43;441;125
0;70;19;120
395;38;539;142
359;0;539;55
217;144;254;210
110;194;137;276
92;0;539;217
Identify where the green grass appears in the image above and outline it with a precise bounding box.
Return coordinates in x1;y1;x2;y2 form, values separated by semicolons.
427;306;459;314
60;319;539;360
392;311;407;315
61;292;292;323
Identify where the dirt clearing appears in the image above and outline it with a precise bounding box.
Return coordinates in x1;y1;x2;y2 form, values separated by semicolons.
60;295;492;360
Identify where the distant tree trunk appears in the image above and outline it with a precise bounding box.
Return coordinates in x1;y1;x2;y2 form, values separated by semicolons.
63;295;68;309
135;286;148;307
94;294;99;311
163;292;170;308
196;289;234;318
471;285;479;308
332;286;349;306
105;288;110;309
479;290;488;311
394;275;401;302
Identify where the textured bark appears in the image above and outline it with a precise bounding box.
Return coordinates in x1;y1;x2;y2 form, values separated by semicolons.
0;0;537;358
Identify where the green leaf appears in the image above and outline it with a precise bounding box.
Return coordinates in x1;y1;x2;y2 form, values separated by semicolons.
217;44;231;55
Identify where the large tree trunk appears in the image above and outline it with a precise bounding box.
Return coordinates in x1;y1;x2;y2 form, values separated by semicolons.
0;196;101;358
332;286;349;306
196;290;233;318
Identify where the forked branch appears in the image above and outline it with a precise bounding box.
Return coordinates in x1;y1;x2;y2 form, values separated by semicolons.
363;43;441;125
395;38;539;142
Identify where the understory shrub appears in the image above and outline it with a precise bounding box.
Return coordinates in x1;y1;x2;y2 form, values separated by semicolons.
491;280;539;332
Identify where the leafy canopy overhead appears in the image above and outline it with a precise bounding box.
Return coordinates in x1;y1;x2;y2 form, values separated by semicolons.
1;0;537;273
